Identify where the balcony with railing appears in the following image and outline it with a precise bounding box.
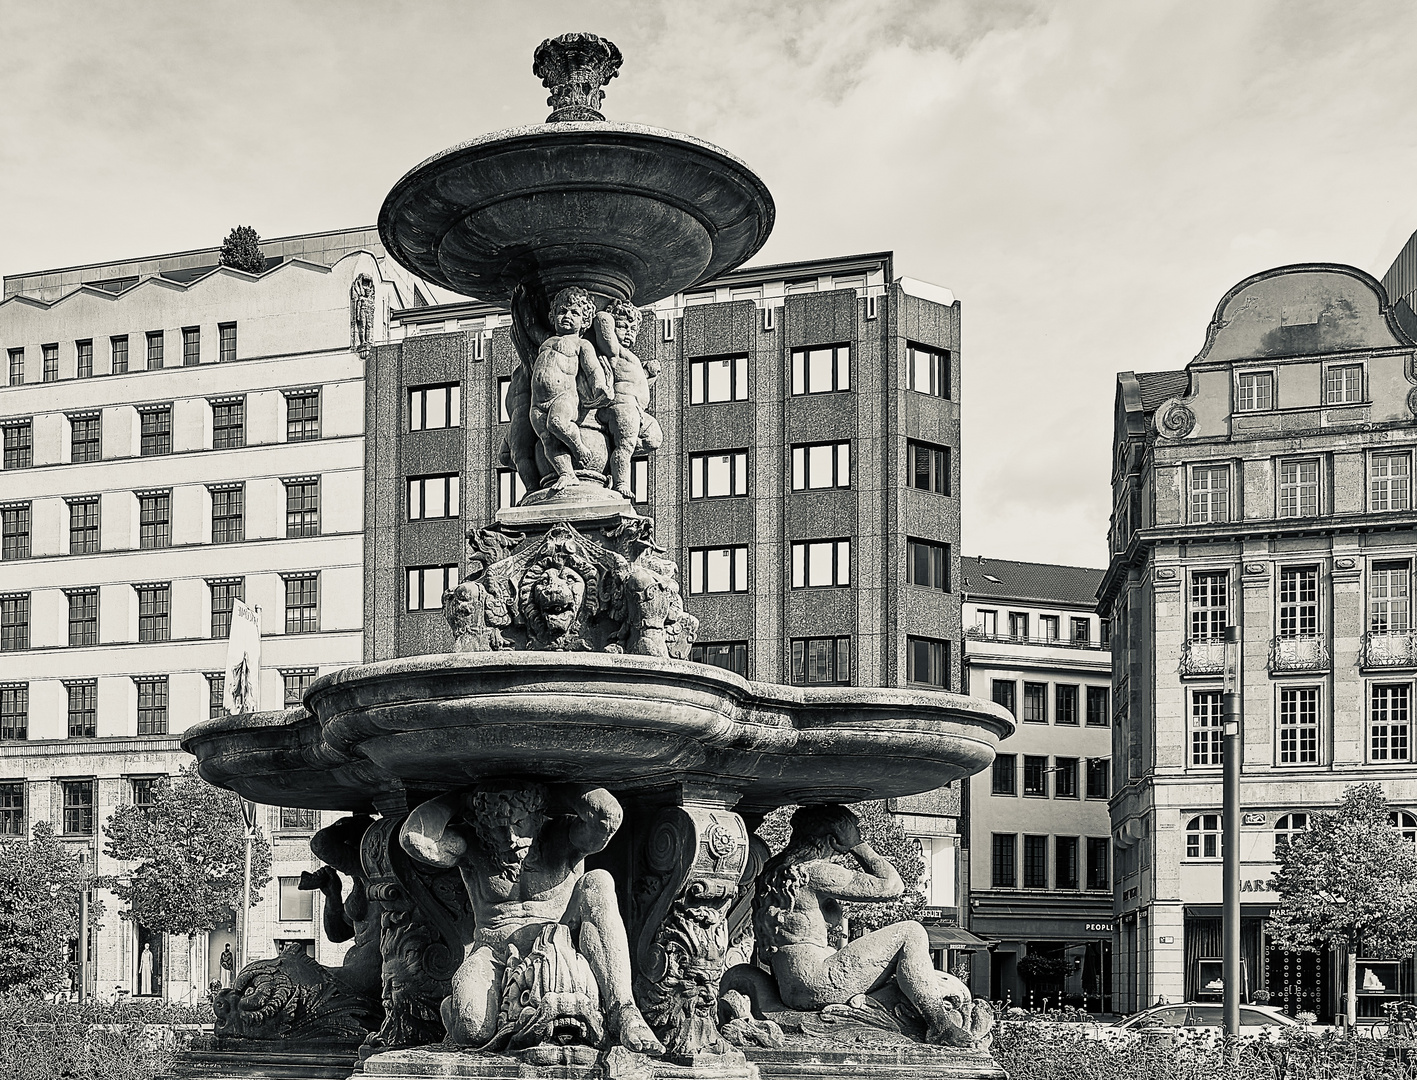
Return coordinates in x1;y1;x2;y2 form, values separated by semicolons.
1179;638;1227;677
965;628;1110;652
1360;630;1417;670
1268;635;1330;674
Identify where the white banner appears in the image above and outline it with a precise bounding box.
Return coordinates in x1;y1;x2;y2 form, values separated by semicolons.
223;600;261;714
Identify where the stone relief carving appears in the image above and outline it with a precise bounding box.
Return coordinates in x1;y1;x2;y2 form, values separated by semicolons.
533;32;624;123
1157;401;1196;439
350;275;375;355
1406;385;1417;418
606;518;698;660
398;783;662;1061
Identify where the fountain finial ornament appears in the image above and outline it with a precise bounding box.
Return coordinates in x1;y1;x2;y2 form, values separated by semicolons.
533;32;623;122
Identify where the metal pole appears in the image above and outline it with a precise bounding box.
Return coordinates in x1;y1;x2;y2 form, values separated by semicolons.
77;889;89;1002
1222;625;1242;1045
239;800;255;972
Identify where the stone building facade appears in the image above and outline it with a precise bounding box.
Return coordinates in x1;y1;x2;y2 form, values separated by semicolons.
1099;263;1417;1021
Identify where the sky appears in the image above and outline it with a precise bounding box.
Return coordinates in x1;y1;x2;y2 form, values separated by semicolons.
3;0;1416;569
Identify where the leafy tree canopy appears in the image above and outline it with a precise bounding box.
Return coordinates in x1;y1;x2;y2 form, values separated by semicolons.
0;822;93;994
99;766;271;938
218;226;266;274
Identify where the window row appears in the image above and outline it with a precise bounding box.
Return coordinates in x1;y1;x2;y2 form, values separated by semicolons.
1233;362;1367;414
990;833;1110;891
973;609;1110;646
1188;451;1415;524
1183;810;1417;860
990;680;1111;726
5;325;239;388
991;753;1110;799
672;343;952;406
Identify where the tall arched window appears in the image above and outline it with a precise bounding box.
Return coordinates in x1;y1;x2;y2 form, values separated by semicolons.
1274;812;1309;855
1391;810;1417;847
1186;814;1222;859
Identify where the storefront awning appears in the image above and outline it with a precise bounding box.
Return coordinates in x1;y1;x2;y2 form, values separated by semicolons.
927;926;990;950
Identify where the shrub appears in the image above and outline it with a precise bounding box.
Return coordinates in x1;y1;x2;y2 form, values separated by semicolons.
0;995;209;1080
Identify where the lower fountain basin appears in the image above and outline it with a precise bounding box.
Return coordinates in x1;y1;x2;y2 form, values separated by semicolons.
183;653;1012;813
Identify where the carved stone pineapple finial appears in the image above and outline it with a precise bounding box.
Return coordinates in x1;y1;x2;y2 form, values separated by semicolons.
533;32;623;123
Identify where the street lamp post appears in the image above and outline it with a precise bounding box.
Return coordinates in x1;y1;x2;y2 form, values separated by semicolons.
238;799;256;972
1222;625;1242;1045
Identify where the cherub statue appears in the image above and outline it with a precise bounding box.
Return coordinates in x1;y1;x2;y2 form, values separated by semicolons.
591;301;662;498
529;287;615;493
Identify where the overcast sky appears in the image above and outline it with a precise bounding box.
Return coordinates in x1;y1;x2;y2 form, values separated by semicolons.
3;0;1415;569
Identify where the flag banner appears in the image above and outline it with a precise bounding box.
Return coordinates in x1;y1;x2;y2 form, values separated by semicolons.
224;600;261;714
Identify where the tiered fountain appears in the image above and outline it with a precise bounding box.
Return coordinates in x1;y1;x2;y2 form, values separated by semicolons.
179;33;1013;1080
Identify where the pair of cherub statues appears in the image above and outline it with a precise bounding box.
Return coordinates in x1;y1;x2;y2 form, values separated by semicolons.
504;287;663;500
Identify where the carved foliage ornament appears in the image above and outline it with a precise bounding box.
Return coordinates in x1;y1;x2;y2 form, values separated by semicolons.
533;33;624;122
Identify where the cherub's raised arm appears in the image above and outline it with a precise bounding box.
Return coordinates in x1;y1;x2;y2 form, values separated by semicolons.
812;843;904;904
577;338;614;407
400;793;468;868
591;310;624;360
560;785;623;858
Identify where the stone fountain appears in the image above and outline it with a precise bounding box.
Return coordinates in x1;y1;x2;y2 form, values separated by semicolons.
178;32;1013;1080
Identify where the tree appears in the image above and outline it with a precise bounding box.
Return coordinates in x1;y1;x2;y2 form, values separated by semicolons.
218;226;266;274
0;822;92;994
99;766;272;943
1267;783;1417;1029
756;800;926;932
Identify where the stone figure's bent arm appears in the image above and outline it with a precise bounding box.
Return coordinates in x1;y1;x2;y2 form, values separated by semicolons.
811;844;904;903
400;793;469;868
577;339;613;406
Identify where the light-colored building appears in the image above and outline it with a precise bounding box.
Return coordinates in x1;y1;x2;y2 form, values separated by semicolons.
0;228;424;1000
959;556;1113;1009
1100;262;1417;1021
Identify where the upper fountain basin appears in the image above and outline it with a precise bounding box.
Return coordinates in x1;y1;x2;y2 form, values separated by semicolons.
378;122;775;305
182;653;1013;814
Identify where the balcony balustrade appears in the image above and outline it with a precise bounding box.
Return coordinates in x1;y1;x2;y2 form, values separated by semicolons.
1268;635;1329;673
1179;638;1227;677
1360;630;1417;669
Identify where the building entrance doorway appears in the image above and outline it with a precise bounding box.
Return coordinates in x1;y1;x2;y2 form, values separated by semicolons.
135;926;164;998
1267;945;1330;1022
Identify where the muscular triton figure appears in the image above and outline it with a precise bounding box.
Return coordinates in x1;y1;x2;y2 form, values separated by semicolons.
400;783;663;1055
529;287;614;493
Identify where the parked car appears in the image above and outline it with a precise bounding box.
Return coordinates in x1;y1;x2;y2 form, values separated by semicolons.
1097;1002;1301;1043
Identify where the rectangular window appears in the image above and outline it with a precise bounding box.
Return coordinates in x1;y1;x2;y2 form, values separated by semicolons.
1022;682;1048;723
218;323;237;363
1009;612;1029;640
1371;683;1411;762
906;538;949;590
210;486;244;544
278;876;314;921
1039;615;1060;641
3;422;32;470
69;414;101;463
407;474;460;520
209;579;244;638
136;678;168;735
136;584;170;643
689;355;749;404
1191;571;1228;640
1278;566;1319;637
907;439;949;495
62;780;94;835
690;641;749;677
76;339;93;379
212;398;245;450
1086;758;1110;799
182;326;200;366
0;596;29;652
283;669;317;707
991;753;1016;795
1086;838;1110;890
1191;690;1224;767
1190;465;1231;523
0;783;23;835
1056;836;1079;890
1278;686;1321;764
1278;458;1320;518
285;390;320;442
689;450;749;499
688;546;748;594
146;330;164;370
1325;363;1363;404
1;505;30;561
279;807;317;831
907;342;950;398
791;344;850;395
977;609;997;636
409;383;461;430
7;348;22;386
991;834;1017;888
790;636;851;686
111;335;128;374
131;777;159;814
1086;685;1110;726
907;636;949;688
68;498;99;554
66;682;96;738
406;565;459;612
991;680;1016;716
791;539;850;588
1023;756;1048;797
1101;618;1112;646
1236;370;1274;412
207;673;225;719
42;343;58;383
497;468;528;510
628;457;649;505
139;407;172;456
138;492;171;549
790;441;850;491
0;686;26;739
1372;452;1412;513
1056;684;1079;726
1055;757;1078;798
284;575;319;634
497;377;511;423
1023;835;1048;889
285;479;320;537
1371;561;1411;632
67;589;98;646
1071;617;1091;644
